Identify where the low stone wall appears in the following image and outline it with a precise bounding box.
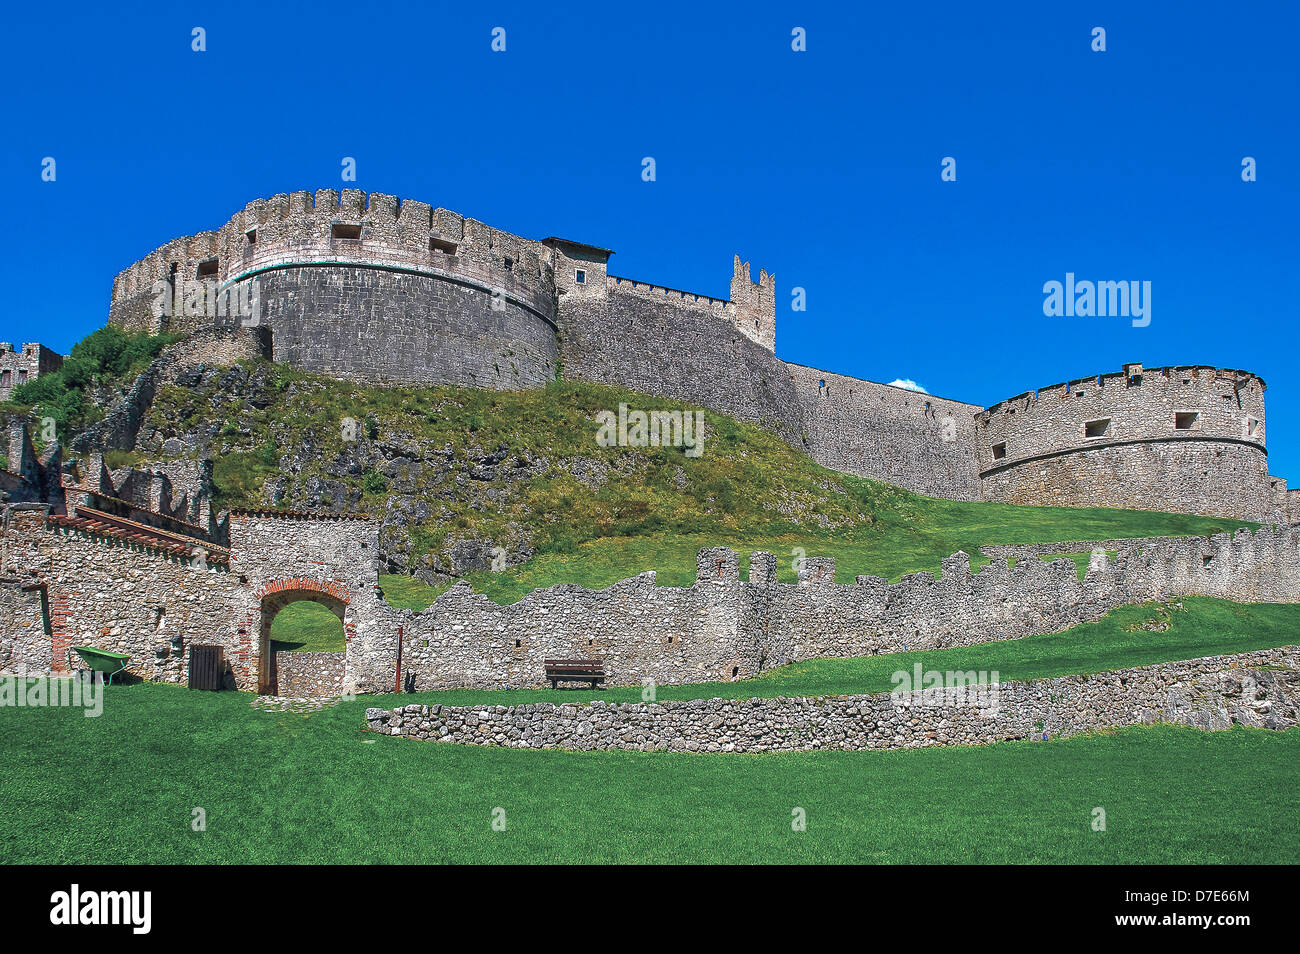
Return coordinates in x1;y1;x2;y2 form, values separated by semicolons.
365;648;1299;752
274;651;345;697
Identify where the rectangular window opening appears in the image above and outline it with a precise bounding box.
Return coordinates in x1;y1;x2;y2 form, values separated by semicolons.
331;223;362;241
1084;418;1111;439
574;268;586;284
992;442;1007;460
429;237;457;255
1175;411;1200;430
196;259;218;279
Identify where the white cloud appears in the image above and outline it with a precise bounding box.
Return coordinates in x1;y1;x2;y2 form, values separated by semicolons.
888;379;929;394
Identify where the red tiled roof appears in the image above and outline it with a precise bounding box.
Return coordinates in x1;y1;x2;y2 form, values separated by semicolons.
64;484;213;536
47;514;230;567
74;506;228;556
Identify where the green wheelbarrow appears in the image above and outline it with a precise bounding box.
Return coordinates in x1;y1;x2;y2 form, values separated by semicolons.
71;646;130;685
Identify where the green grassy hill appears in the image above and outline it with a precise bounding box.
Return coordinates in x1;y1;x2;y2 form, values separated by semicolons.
8;329;1257;608
133;358;1252;606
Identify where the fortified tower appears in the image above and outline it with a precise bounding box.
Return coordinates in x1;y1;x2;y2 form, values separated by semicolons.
0;343;63;401
729;256;776;352
976;364;1279;520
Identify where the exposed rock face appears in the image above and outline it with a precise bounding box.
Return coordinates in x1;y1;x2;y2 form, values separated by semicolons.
365;648;1300;752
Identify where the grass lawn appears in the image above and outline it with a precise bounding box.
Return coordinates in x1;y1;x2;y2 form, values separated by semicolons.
0;684;1293;863
373;596;1300;706
269;602;345;654
2;596;1296;864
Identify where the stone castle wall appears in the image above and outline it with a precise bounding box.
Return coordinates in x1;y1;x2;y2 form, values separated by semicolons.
977;365;1272;519
254;266;557;389
0;575;49;671
0;508;243;684
226;511;387;693
366;647;1299;752
787;364;982;500
6;495;1300;698
274;650;345;698
0;505;384;695
388;526;1300;693
557;273;806;444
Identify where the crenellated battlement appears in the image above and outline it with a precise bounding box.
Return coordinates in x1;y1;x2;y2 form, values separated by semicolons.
974;363;1274;520
109;190;558;335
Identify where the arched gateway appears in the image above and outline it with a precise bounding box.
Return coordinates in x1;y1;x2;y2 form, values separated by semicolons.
228;510;390;695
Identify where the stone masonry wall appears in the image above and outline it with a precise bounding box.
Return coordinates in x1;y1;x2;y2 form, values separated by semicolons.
226;511;388;694
787;363;982;500
274;651;345;698
978;365;1270;520
6;506;1300;698
0;576;49;672
0;508;242;683
390;526;1300;692
558;280;807;446
253;266;557;389
981;440;1273;521
0;343;63;402
107;189;559;390
365;647;1299;751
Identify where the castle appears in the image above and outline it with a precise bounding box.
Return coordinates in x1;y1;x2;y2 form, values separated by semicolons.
105;189;1292;523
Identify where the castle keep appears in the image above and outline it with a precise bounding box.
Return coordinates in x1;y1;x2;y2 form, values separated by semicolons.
105;189;1293;524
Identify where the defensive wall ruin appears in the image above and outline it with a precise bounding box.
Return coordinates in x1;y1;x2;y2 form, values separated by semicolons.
6;445;1300;697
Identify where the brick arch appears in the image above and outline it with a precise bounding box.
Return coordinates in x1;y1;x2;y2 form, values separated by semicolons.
254;577;351;604
255;578;353;695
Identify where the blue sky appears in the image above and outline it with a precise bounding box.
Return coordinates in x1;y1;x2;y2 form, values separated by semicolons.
2;2;1298;473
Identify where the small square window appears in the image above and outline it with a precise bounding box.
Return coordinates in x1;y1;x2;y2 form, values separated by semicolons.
245;228;257;244
1084;418;1111;439
1175;411;1199;430
430;237;457;255
331;223;362;241
992;442;1007;460
1246;417;1262;437
196;258;218;279
574;269;586;284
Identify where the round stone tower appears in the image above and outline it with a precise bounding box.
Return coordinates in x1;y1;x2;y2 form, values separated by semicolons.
107;189;560;390
976;363;1273;520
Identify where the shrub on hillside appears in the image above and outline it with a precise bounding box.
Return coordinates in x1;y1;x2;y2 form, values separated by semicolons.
9;326;180;438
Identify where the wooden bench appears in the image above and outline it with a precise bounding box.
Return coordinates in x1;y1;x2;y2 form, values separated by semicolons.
543;658;606;689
